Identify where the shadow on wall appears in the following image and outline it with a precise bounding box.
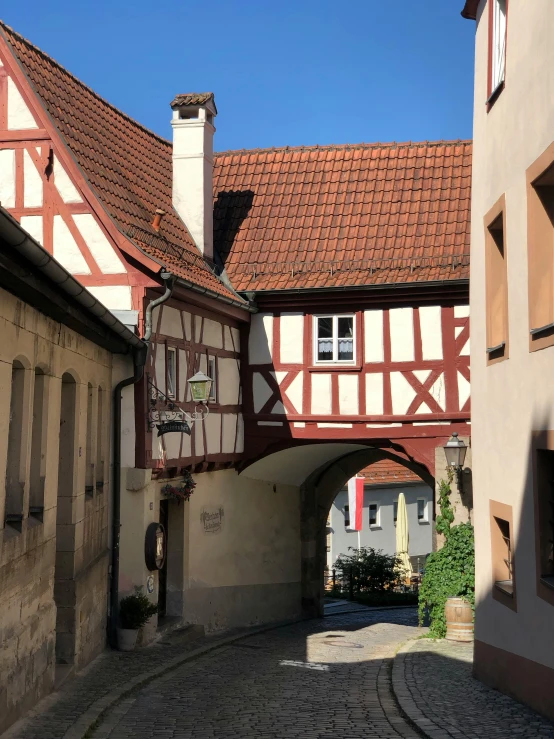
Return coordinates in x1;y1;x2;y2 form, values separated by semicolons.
213;190;255;270
469;416;554;723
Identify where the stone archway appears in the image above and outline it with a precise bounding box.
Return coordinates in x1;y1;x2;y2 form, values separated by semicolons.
299;446;434;618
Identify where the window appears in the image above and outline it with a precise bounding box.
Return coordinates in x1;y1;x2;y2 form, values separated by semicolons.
4;360;28;531
488;0;506;101
167;347;177;399
485;197;508;362
29;368;47;520
96;387;104;490
490;500;516;610
314;315;355;364
208;355;217;402
368;503;380;528
527;145;554;351
393;501;398;524
344;505;350;528
417;498;429;523
85;383;94;498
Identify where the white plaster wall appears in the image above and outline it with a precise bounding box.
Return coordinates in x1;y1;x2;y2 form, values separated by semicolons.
365;373;384;415
183;469;301;631
364;310;384;362
86;286;133;311
280;313;304;364
390;308;414;362
390;372;416;415
73;214;126;274
53;215;91;275
419;306;443;360
311;373;332;415
285;371;303;413
23;149;42;208
0;149;16;208
252;372;272;413
159;306;183;338
7;77;37;130
202;318;224;349
470;0;554;671
53;155;82;203
20;215;43;245
248;313;273;364
338;374;358;415
218;357;240;406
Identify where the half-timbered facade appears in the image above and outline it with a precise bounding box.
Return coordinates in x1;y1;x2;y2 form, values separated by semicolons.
213;141;472;475
0;21;472;655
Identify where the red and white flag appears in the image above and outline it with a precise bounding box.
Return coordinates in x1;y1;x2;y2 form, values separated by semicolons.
347;476;364;531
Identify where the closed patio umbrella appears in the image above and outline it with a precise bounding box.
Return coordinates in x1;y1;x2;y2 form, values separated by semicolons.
396;492;412;580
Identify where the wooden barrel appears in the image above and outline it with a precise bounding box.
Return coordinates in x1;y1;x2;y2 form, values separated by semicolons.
445;597;474;642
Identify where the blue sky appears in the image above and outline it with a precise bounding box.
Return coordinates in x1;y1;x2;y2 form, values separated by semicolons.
2;1;475;152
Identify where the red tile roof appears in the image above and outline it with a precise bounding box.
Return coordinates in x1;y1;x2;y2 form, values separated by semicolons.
213;141;471;292
361;460;423;485
0;23;243;305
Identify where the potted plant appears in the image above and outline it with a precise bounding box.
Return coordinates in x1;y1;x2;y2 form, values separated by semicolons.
118;590;158;651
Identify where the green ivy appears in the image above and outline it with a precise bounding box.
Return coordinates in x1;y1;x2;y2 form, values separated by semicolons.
435;470;455;537
418;475;475;637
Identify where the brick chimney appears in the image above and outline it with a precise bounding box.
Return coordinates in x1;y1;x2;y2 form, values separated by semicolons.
170;93;217;260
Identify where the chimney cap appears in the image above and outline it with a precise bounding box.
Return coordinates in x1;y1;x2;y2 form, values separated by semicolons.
170;92;217;114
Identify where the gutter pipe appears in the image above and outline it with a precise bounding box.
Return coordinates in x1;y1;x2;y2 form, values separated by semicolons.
109;270;175;647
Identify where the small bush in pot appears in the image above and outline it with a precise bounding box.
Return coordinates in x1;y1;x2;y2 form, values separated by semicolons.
118;591;158;651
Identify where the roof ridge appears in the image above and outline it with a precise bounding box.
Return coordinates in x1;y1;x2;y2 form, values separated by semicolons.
0;20;172;148
214;139;472;157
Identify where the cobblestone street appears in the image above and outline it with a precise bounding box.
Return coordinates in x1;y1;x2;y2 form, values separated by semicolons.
394;639;554;739
91;609;420;739
6;608;554;739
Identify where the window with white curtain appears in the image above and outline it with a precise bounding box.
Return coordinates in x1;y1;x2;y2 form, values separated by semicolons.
490;0;507;95
314;315;355;364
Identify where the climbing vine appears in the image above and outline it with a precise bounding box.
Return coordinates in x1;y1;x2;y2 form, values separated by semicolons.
418;473;475;637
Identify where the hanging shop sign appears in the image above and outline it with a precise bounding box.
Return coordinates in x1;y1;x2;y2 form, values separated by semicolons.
144;522;166;571
156;420;191;436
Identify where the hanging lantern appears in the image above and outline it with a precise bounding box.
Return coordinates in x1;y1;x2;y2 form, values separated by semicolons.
443;432;468;470
187;371;213;404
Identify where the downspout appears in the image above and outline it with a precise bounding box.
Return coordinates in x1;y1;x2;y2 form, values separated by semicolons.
109;270;175;647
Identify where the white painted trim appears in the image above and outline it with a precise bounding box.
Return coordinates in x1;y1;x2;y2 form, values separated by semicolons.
313;313;356;365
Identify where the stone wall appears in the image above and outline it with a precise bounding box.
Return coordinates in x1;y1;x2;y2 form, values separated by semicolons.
0;287;116;733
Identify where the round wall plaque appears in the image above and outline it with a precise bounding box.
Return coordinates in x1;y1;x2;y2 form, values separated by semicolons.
144;522;166;571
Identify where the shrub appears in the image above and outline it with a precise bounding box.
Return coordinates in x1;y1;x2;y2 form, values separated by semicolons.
418;473;475;637
334;546;402;593
119;591;158;630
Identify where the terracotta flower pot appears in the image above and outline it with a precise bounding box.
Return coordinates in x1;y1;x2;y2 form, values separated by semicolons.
118;628;138;651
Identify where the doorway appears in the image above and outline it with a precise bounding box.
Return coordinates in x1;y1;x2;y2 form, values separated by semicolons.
158;499;169;618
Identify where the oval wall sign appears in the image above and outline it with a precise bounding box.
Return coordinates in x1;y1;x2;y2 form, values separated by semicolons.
144;522;166;571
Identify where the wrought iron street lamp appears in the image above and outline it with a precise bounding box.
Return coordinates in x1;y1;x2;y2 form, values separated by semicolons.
187;371;213;404
443;432;468;491
443;432;467;470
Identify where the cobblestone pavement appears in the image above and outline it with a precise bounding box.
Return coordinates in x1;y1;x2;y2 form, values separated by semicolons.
91;609;421;739
393;638;554;739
